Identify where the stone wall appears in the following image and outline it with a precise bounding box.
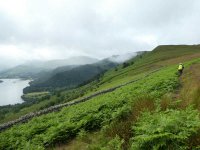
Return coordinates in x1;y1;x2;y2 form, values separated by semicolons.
0;68;161;132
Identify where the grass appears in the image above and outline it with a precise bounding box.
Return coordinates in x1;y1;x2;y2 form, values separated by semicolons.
1;45;200;149
131;107;200;150
60;95;156;150
0;62;180;149
178;63;200;110
2;45;200;125
103;94;156;149
22;92;50;101
55;59;200;150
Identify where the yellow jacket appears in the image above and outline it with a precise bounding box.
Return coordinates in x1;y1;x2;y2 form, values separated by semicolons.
178;64;183;70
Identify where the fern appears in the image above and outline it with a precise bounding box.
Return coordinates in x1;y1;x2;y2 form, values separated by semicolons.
131;107;200;150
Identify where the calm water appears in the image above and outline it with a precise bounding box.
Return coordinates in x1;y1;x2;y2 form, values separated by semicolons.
0;79;30;106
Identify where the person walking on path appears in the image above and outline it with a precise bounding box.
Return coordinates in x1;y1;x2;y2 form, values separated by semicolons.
178;63;184;76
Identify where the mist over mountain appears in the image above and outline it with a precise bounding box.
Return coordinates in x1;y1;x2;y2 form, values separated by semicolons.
107;52;137;63
0;56;99;79
28;56;99;70
23;59;117;93
23;52;140;93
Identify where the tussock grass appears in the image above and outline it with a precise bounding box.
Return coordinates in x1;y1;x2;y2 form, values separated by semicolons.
159;63;200;148
160;63;200;111
160;94;174;110
178;64;200;110
102;94;156;149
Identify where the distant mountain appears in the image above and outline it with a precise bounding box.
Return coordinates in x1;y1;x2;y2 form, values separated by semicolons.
0;56;99;79
23;53;141;93
31;56;99;70
23;59;117;93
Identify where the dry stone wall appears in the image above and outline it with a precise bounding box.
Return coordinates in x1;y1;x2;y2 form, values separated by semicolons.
0;68;161;132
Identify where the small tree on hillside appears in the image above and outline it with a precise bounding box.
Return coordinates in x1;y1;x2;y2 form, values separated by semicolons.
122;62;129;68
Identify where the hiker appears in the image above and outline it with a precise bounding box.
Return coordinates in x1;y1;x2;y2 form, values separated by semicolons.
178;63;184;76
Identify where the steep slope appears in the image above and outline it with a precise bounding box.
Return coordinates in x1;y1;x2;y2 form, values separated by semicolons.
23;53;139;93
0;56;181;149
1;45;200;149
1;45;200;124
0;53;139;124
23;60;117;93
94;45;200;90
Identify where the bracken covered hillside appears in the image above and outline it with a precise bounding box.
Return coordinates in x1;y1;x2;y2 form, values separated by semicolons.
1;45;200;150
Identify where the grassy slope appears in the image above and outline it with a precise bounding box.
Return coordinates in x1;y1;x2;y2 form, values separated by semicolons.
2;45;200;124
1;45;200;149
176;63;200;110
0;60;180;149
62;49;200;150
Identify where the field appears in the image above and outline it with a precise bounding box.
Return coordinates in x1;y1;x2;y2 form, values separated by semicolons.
22;92;50;101
1;45;200;149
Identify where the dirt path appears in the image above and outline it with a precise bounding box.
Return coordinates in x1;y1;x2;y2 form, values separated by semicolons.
169;63;200;109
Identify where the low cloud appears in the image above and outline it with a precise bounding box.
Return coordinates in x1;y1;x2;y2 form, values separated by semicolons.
0;0;200;68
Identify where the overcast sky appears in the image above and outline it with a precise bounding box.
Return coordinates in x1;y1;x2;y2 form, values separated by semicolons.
0;0;200;69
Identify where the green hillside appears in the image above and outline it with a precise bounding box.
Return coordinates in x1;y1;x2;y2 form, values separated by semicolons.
1;45;200;150
23;60;117;93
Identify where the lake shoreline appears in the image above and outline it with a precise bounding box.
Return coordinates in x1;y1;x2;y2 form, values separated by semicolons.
0;79;31;106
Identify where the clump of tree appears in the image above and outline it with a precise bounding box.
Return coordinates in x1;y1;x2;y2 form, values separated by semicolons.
122;62;130;68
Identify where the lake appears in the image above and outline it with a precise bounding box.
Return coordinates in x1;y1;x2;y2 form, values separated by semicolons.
0;79;30;106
